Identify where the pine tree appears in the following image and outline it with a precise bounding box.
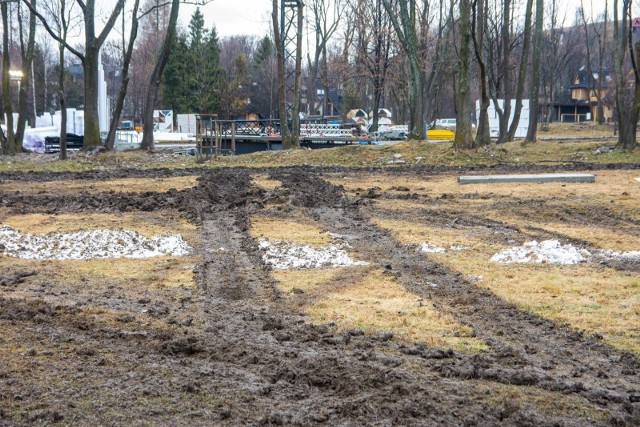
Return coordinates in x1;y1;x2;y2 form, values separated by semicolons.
160;8;222;114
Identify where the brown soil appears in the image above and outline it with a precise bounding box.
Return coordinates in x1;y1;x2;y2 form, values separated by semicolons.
1;164;639;426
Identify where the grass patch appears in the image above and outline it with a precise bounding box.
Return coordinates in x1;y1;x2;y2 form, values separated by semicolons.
0;175;198;195
2;136;639;172
371;217;483;247
0;211;198;296
217;139;640;168
57;256;196;289
358;170;640;251
0;211;197;242
372;217;640;354
251;174;282;190
275;267;486;351
271;268;345;295
250;214;332;246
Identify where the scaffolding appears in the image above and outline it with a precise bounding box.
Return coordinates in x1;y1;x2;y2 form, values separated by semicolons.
281;0;303;120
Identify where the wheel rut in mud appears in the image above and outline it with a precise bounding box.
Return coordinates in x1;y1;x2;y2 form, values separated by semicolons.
268;167;640;424
0;166;638;426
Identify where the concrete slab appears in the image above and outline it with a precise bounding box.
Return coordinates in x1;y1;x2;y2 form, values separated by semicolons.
458;173;596;185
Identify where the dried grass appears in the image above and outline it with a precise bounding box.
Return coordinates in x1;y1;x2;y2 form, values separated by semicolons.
274;268;486;351
0;211;198;242
0;175;198;195
250;214;332;246
251;174;282;190
372;218;640;354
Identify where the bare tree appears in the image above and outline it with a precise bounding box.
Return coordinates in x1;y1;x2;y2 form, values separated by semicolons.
140;0;179;151
0;0;36;154
14;0;37;148
505;0;534;142
1;1;16;154
612;0;638;151
525;0;543;142
23;0;125;149
352;0;392;131
306;0;343;116
453;0;473;149
382;0;424;137
105;0;141;150
579;1;609;125
471;0;490;146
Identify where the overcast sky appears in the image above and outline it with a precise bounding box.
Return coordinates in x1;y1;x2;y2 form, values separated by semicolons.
186;0;612;40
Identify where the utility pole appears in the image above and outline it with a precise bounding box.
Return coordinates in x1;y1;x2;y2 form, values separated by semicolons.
279;0;303;147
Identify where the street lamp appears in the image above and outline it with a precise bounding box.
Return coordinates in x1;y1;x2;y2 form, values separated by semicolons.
9;69;22;91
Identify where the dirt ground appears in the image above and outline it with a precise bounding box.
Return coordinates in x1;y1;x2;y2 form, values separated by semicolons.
1;164;639;426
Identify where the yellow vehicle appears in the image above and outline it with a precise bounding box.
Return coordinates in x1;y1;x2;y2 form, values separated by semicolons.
426;128;455;140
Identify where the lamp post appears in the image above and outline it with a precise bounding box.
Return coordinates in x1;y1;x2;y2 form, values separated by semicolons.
8;70;22;125
9;69;22;91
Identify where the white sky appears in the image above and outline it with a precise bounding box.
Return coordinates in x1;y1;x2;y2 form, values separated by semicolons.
182;1;272;38
187;0;609;39
76;0;616;47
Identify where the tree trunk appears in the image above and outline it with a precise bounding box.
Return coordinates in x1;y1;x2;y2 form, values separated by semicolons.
383;0;424;138
59;43;67;160
141;0;179;151
472;0;490;147
15;0;37;150
83;0;125;149
525;0;543;143
497;0;511;144
454;0;473;149
106;0;140;150
613;0;638;151
506;0;534;142
1;2;15;155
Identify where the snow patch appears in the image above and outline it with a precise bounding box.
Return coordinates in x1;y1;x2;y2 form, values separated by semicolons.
419;242;468;253
597;249;640;261
491;240;591;265
419;242;446;253
0;225;192;260
258;238;368;269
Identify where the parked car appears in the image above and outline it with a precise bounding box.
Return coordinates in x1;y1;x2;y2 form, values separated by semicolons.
376;125;408;140
433;118;457;130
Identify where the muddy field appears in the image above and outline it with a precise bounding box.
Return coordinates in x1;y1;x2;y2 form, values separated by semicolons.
1;164;639;426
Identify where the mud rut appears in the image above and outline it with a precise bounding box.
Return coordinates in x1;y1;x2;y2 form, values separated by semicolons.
0;166;639;426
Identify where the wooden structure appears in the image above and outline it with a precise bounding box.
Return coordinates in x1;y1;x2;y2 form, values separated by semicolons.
195;114;236;160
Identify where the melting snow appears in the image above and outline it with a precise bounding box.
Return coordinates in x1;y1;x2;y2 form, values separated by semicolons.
419;242;446;253
491;240;591;265
258;238;368;269
419;242;468;253
597;250;640;261
0;225;192;260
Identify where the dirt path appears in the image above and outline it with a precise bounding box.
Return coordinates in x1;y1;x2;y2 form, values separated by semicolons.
0;166;638;425
270;168;640;424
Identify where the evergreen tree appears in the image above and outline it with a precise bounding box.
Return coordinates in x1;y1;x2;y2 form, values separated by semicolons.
202;27;222;113
162;30;190;112
160;8;221;114
252;36;273;74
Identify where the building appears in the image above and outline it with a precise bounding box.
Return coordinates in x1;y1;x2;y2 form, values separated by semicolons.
568;66;613;122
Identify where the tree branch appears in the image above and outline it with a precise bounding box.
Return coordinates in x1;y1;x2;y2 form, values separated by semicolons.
20;0;85;60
